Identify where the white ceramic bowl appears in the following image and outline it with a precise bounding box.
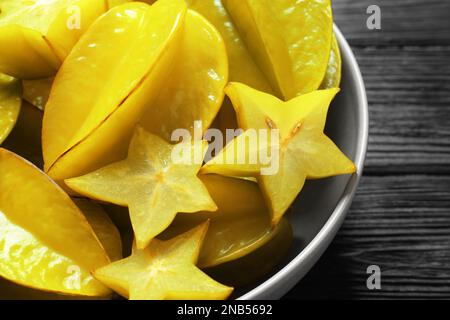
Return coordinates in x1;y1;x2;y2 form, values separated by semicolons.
238;25;369;300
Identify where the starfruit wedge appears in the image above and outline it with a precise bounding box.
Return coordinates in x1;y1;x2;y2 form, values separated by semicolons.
43;0;186;181
74;199;122;262
161;174;282;268
94;222;233;300
207;217;292;287
2;101;43;168
320;33;342;89
65;127;217;250
0;0;128;79
185;0;273;94
22;77;53;110
0;149;111;296
0;73;21;144
141;9;228;141
223;0;333;99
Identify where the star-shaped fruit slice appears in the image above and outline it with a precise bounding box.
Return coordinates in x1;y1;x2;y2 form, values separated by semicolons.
0;0;127;79
66;127;217;250
94;222;233;300
203;83;356;224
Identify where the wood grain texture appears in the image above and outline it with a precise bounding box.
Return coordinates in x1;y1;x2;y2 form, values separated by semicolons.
333;0;450;46
286;175;450;299
357;46;450;174
286;0;450;300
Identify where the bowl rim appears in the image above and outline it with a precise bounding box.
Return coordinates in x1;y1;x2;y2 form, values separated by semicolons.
238;24;369;300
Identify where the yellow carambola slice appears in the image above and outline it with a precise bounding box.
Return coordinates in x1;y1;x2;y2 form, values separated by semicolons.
141;9;228;141
223;0;333;100
0;149;110;296
43;0;186;181
94;222;233;300
0;73;21;144
185;0;273;94
161;174;282;268
0;0;127;79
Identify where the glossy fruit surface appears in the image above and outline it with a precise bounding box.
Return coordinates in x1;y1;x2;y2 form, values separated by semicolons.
141;9;227;141
2;101;43;168
203;83;356;223
0;73;21;144
0;0;348;301
223;0;333;99
0;0;117;78
0;149;110;296
66;127;216;250
43;0;186;181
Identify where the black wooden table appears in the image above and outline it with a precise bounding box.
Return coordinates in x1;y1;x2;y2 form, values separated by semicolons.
285;0;450;299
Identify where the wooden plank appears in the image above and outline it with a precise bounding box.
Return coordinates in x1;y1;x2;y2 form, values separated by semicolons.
352;46;450;174
333;0;450;46
285;175;450;299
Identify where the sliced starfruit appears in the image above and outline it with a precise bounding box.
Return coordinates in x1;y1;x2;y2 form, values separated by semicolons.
43;0;186;181
0;149;111;296
141;9;228;141
22;77;53;110
94;222;233;300
161;174;281;268
0;73;21;144
74;199;122;262
207;217;292;288
223;0;333;99
2;101;43;168
185;0;273;94
320;33;342;89
203;83;356;224
65;127;217;250
0;0;126;79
